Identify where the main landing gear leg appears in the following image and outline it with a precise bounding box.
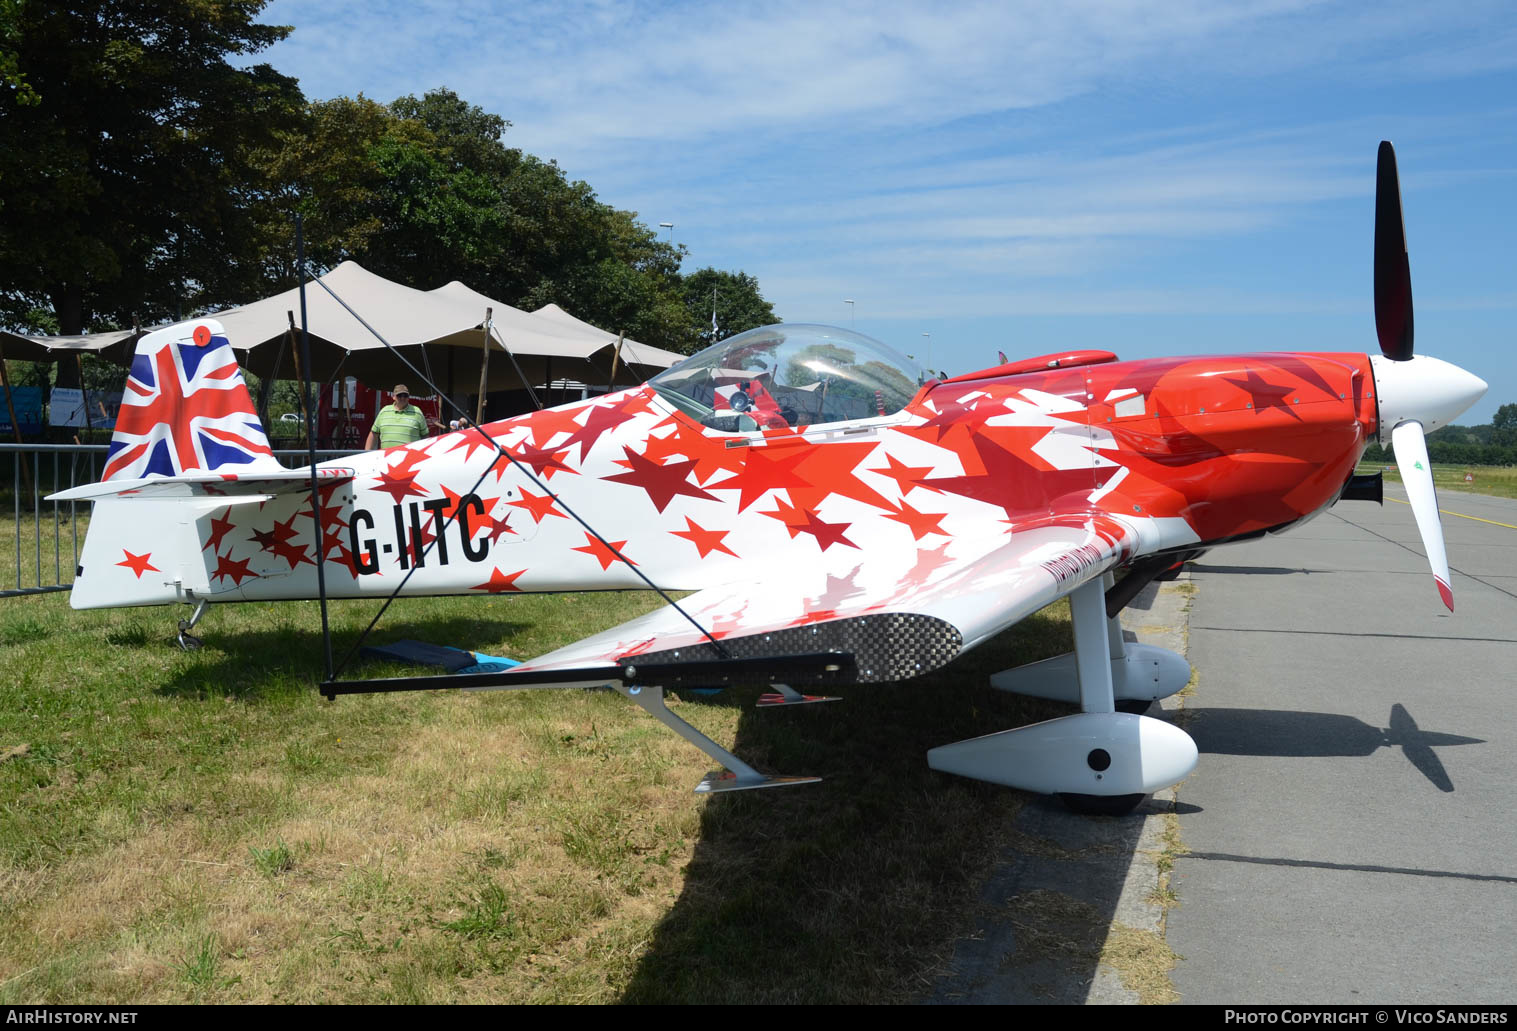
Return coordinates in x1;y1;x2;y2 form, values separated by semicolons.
1104;573;1147;715
1061;576;1146;816
176;596;209;652
613;683;821;794
927;576;1198;815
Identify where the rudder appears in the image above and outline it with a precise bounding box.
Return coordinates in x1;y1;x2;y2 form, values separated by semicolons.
102;318;281;481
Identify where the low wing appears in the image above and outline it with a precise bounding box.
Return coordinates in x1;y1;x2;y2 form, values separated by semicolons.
492;516;1138;687
48;467;354;502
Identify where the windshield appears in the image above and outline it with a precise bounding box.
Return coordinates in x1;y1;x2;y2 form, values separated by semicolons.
650;324;924;431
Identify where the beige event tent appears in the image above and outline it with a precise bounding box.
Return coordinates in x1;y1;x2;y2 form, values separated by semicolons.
531;303;687;372
1;262;682;398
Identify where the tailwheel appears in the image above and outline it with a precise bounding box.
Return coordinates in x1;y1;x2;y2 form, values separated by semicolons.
175;596;209;652
1058;792;1147;817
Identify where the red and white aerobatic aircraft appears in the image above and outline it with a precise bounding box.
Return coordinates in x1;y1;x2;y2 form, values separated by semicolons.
53;143;1486;813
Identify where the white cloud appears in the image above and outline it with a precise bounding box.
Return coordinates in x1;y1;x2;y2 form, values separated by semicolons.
252;0;1517;414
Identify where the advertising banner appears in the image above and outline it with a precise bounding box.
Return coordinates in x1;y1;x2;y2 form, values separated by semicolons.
0;386;44;437
50;387;122;429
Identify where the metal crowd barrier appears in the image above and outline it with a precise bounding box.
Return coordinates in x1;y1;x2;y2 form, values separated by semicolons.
0;444;361;598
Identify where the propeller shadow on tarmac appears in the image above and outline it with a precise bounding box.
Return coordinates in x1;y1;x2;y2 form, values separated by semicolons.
1185;703;1481;792
1189;564;1319;576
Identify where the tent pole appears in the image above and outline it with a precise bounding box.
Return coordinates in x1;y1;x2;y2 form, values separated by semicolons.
606;330;625;394
76;356;94;442
257;328;288;428
475;307;492;424
286;311;309;448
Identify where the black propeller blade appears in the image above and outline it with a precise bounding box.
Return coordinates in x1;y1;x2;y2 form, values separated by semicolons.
1374;140;1415;361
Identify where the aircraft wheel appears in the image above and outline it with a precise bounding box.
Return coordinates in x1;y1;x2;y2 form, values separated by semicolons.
1058;792;1146;817
1115;698;1152;714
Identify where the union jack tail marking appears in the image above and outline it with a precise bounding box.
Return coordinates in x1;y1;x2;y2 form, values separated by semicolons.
102;319;281;481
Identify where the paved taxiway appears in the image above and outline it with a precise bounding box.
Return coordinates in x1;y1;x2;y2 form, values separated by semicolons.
1168;484;1517;1003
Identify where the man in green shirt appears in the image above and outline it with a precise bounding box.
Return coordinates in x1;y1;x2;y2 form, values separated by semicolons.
365;384;435;449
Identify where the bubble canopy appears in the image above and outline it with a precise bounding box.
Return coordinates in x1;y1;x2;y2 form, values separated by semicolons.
649;324;925;431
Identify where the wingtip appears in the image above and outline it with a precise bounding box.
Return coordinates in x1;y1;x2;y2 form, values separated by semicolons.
1436;576;1454;612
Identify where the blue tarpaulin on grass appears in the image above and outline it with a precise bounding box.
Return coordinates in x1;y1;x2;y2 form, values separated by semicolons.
360;639;522;675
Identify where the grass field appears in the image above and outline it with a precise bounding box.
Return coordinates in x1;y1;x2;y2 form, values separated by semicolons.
0;512;1083;1004
1357;461;1517;500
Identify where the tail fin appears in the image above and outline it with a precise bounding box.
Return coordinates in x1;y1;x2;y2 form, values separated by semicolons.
102;318;281;481
997;350;1008;365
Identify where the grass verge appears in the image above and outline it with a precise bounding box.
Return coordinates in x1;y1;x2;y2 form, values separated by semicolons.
0;517;1079;1004
1357;461;1517;500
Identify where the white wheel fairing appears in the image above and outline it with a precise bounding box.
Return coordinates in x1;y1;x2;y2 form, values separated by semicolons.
927;712;1198;797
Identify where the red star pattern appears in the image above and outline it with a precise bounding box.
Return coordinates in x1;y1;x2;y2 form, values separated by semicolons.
438;485;499;522
870;454;937;497
759;497;808;538
670;517;738;558
520;406;586;449
507;488;564;524
558;401;640;461
444;427;500;462
116;550;159;578
790;509;858;551
900;394;999;444
269;514;313;570
572;532;633;570
603;447;717;513
479;508;517;545
730;444;813;512
202;508;235;552
372;466;428;505
641;415;749;484
790;440;895;513
494;443;573;481
248;514;312;570
211;551;256;586
1221;370;1302;418
470;567;526;593
926;428;1099;520
881;498;948;540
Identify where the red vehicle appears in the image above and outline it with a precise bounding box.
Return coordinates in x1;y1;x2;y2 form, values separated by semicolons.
316;378;441;449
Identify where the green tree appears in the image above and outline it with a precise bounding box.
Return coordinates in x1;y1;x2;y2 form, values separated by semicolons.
681;268;778;352
0;1;39;106
256;88;698;352
1492;403;1517;448
0;0;304;338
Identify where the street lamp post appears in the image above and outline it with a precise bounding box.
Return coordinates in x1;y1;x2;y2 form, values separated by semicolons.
658;222;675;244
922;332;932;372
844;298;855;329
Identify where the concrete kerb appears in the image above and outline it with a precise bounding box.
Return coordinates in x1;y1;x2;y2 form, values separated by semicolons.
928;572;1195;1005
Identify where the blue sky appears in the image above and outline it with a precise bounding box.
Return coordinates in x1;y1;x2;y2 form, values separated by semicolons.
258;0;1516;423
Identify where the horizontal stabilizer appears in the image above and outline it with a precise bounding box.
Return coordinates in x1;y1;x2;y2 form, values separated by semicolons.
49;467;354;502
